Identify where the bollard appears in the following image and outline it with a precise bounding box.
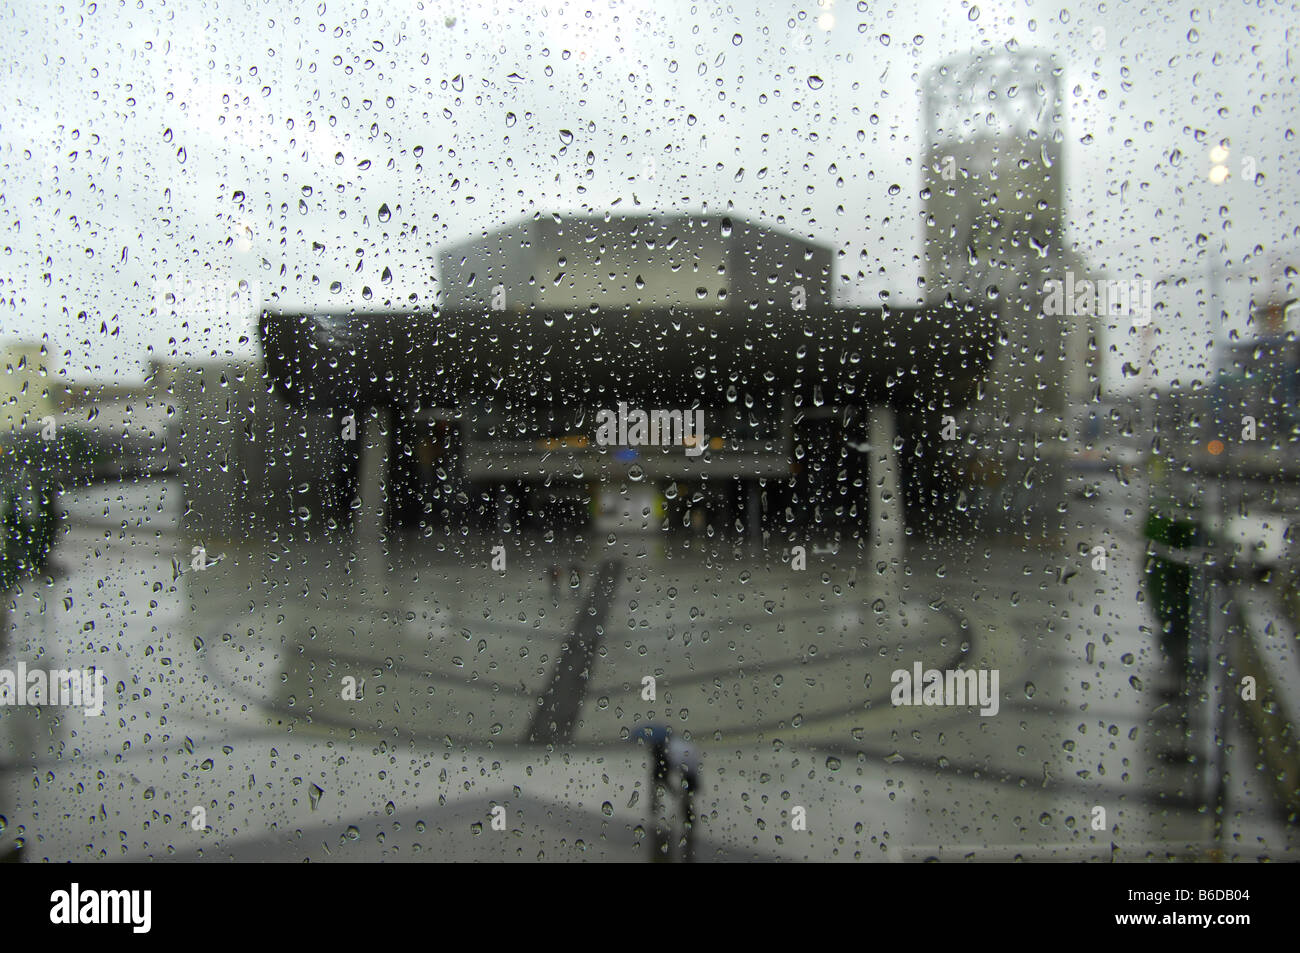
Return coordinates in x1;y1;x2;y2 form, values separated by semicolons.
631;724;697;862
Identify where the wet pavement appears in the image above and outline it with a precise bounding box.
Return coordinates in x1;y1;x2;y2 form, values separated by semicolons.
0;473;1295;861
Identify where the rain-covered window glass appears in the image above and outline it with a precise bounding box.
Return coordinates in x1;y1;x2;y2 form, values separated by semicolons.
0;0;1296;871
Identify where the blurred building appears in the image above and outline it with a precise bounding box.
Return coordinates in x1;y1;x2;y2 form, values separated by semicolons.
439;213;833;313
252;210;997;544
0;341;56;435
921;50;1099;532
1210;298;1300;449
437;213;831;502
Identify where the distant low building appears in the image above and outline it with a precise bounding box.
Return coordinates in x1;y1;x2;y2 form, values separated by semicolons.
0;341;56;435
1209;298;1300;449
438;212;834;314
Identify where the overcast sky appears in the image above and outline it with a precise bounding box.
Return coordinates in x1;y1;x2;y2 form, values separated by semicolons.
1;0;1297;393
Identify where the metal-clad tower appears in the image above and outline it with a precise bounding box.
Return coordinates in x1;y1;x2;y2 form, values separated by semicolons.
922;50;1080;531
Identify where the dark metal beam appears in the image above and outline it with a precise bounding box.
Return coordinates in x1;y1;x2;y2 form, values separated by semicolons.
259;303;998;412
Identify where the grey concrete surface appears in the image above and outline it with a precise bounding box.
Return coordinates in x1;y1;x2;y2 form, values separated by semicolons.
0;473;1295;861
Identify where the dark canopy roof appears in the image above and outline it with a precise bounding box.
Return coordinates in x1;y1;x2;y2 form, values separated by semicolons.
259;303;997;412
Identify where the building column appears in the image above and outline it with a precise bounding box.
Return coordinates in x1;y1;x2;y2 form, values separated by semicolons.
869;405;902;587
496;483;514;536
746;479;762;541
357;407;392;546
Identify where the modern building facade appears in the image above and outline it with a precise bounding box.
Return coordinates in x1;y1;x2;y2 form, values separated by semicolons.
921;50;1098;532
251;211;997;545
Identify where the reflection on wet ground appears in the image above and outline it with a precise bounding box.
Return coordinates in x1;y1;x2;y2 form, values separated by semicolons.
0;475;1295;861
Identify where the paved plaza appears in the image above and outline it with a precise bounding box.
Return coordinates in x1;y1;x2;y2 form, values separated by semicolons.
0;475;1294;861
